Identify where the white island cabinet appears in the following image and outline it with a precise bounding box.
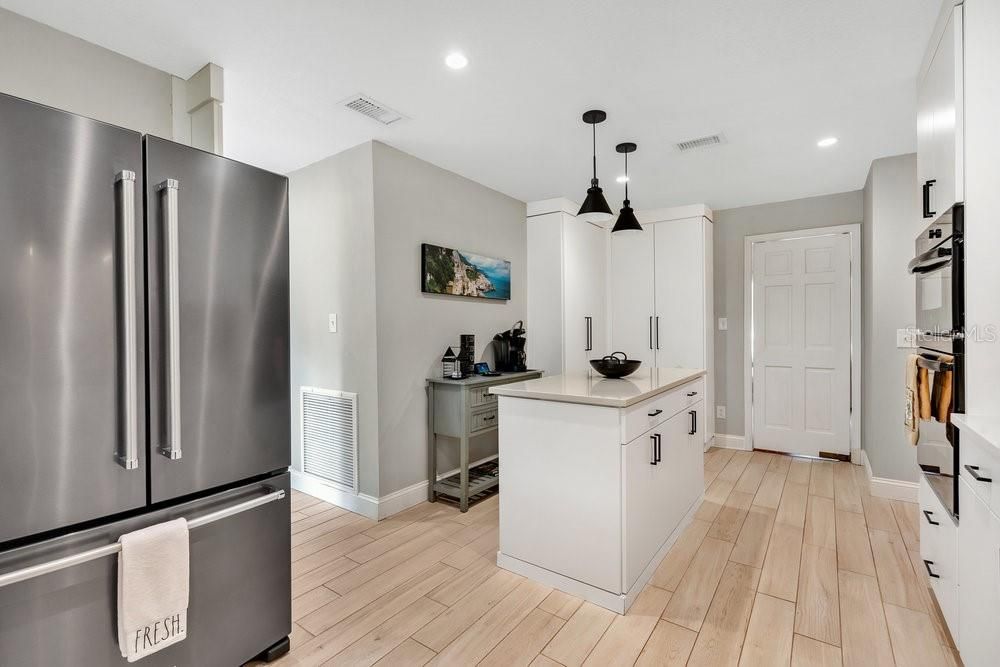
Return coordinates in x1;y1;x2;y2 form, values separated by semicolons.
490;368;706;614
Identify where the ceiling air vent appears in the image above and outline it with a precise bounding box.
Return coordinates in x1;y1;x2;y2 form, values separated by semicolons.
676;133;726;152
341;94;406;126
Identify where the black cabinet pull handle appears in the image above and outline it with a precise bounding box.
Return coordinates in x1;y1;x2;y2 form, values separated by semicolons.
655;434;662;463
922;510;940;526
689;410;697;435
687;391;698;397
923;179;936;219
648;409;663;417
585;317;593;352
649;316;654;350
923;559;940;579
655;316;660;350
965;464;993;483
650;434;658;465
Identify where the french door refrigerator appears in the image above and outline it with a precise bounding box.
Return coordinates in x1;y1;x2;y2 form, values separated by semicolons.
0;92;292;665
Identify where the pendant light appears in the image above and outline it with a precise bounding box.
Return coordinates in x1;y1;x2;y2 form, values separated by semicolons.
577;110;613;223
612;142;642;233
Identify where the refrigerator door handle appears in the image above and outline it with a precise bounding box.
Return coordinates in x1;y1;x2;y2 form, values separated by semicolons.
0;488;285;589
158;178;183;461
115;170;140;471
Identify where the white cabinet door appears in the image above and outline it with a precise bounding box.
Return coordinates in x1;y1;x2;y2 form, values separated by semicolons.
958;479;1000;665
610;229;655;366
685;400;706;507
564;218;606;372
918;5;963;220
653;218;705;369
623;429;665;590
526;212;566;373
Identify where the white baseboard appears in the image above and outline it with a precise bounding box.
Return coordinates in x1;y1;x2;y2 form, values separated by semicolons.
861;450;918;502
714;433;749;451
291;471;433;521
372;480;429;519
291;470;378;519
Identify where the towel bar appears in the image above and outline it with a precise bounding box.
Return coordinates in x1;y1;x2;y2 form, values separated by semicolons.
917;355;954;372
0;488;285;590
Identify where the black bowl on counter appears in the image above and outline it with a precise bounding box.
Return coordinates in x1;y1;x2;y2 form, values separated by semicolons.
589;351;642;378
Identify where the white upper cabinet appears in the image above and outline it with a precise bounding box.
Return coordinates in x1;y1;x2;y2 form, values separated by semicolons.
654;218;707;370
917;2;964;222
526;200;607;375
609;207;714;445
564;217;607;372
610;226;656;367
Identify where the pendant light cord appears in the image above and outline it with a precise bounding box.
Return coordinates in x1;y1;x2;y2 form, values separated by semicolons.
624;152;629;200
592;123;598;182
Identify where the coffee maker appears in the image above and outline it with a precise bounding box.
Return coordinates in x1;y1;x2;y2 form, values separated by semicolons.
493;320;527;372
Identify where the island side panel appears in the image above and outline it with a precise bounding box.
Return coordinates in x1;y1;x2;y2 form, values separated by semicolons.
497;395;624;594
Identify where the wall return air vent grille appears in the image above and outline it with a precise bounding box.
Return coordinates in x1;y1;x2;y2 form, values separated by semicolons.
675;134;726;151
341;94;406;125
301;387;358;492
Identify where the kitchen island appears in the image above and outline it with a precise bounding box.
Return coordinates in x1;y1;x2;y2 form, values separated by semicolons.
490;368;706;613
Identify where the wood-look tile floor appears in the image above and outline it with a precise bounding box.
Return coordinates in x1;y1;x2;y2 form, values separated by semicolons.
248;449;962;667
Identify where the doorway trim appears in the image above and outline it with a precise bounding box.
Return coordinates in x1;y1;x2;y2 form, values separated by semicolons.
743;224;862;461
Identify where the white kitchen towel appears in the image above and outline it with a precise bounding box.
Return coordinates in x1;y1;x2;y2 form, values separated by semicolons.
117;518;190;662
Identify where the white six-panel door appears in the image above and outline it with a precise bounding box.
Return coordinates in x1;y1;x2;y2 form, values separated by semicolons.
751;233;851;457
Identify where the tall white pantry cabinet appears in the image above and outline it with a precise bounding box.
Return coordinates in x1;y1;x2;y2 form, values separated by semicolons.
610;206;714;448
526;199;607;375
526;200;714;447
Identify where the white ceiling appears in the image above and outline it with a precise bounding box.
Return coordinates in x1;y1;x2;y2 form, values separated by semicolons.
2;0;940;210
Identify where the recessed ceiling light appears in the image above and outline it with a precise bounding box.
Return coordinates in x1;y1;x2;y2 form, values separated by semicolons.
616;175;630;183
445;52;468;70
817;137;838;148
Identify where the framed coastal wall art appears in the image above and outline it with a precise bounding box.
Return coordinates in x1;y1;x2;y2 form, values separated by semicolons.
421;243;511;301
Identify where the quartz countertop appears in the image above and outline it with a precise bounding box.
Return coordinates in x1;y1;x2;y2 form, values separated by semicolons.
489;368;705;408
953;413;1000;452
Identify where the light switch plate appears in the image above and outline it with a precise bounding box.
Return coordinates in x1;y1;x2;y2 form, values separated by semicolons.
328;313;338;333
896;328;915;348
716;405;726;419
718;318;728;331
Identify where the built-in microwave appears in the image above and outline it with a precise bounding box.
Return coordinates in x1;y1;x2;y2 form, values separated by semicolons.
908;205;964;518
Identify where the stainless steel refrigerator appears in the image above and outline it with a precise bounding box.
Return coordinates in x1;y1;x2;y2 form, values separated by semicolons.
0;92;292;665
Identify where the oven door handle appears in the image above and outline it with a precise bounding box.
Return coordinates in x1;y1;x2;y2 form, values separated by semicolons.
908;246;953;274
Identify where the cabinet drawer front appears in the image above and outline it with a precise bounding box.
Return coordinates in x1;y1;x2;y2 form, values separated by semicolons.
470;385;497;407
621;377;705;444
919;475;958;634
959;426;1000;517
470;407;498;432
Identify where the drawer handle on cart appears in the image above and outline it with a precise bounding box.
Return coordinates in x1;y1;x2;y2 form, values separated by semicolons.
923;559;941;579
648;409;663;417
922;510;940;526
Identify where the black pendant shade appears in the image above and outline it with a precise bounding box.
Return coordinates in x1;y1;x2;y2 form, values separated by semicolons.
612;142;642;233
577;110;613;223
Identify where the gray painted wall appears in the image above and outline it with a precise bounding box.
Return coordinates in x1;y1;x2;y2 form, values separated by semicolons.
288;143;381;496
0;8;173;136
713;191;864;437
372;142;527;495
288;141;527;499
862;154;919;482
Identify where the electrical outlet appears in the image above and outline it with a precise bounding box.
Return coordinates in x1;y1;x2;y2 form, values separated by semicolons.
328;313;338;333
718;317;728;331
716;405;726;419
